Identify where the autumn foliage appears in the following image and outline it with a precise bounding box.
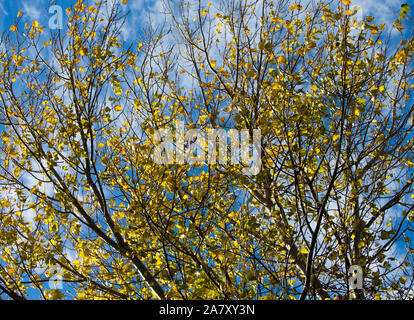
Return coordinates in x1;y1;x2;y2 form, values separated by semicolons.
0;0;413;300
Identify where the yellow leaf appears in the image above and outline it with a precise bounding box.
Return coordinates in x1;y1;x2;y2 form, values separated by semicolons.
98;142;105;148
333;134;340;142
366;16;374;22
114;105;123;112
354;108;360;116
16;56;24;67
278;56;286;64
341;0;351;5
210;60;216;67
122;0;127;4
400;4;411;19
0;199;11;207
10;25;17;32
17;11;23;18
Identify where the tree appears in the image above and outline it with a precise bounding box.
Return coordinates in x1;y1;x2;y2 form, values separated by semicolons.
0;0;413;300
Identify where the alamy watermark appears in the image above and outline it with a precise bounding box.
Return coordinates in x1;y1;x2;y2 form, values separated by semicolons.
152;120;262;175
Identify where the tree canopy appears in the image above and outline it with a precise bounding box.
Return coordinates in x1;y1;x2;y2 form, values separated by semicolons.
0;0;413;300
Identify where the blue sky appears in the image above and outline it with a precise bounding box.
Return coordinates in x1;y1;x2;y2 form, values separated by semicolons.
0;0;409;36
0;0;413;300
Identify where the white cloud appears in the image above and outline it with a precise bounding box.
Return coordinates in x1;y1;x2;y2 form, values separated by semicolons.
21;0;42;21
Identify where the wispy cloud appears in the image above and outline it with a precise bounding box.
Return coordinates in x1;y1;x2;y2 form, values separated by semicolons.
0;2;8;16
